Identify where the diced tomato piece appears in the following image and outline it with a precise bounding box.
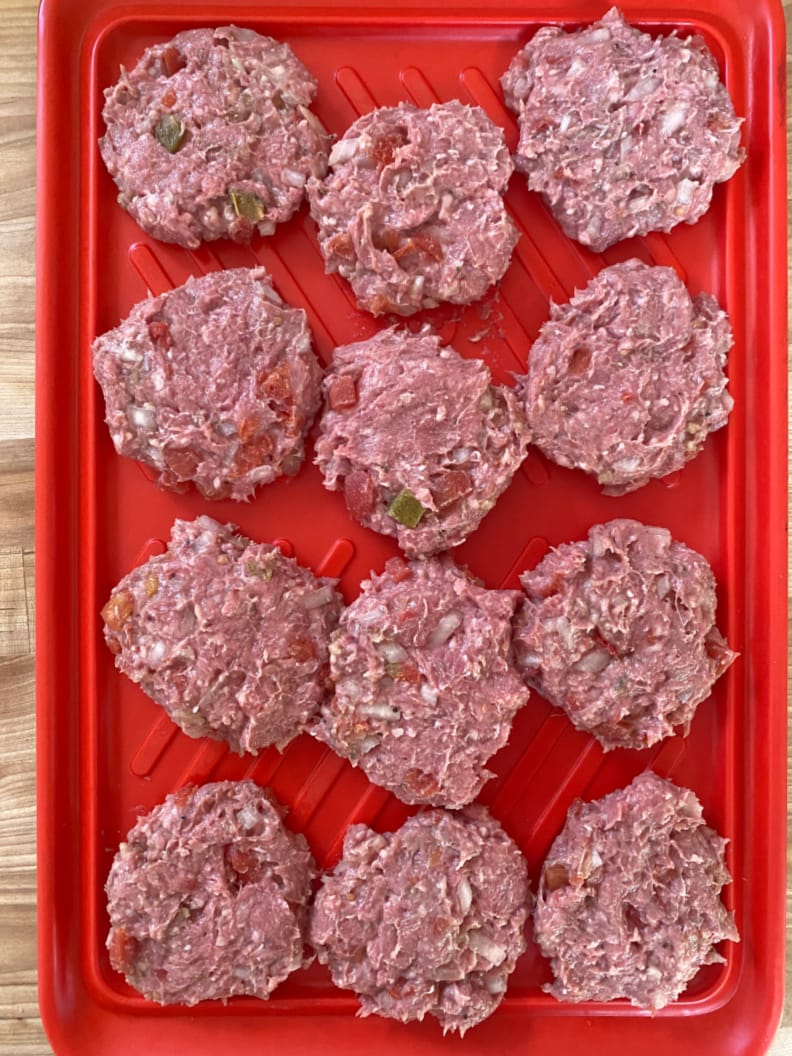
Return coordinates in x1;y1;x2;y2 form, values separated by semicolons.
327;231;356;261
368;293;399;316
568;346;591;375
108;927;139;968
236;413;261;444
290;636;317;663
164;447;201;479
162;46;187;76
384;556;412;583
393;231;444;264
372;227;401;254
387;660;421;684
225;844;265;886
327;375;358;411
101;591;134;631
343;470;376;520
404;768;439;797
148;319;173;349
233;433;274;475
370;129;407;167
260;360;293;406
431;469;472;510
160;88;177;109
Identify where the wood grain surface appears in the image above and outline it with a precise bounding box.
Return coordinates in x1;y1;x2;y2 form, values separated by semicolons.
2;0;788;1052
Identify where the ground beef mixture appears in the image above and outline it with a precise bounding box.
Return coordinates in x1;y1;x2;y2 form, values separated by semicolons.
501;7;744;251
534;772;739;1008
106;780;315;1005
516;260;733;495
102;517;343;755
307;100;518;315
313;556;528;807
310;806;530;1033
512;519;736;751
92;267;323;502
314;327;531;556
100;26;330;247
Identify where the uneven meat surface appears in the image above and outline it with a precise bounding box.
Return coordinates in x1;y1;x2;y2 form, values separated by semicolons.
308;101;518;315
516;260;733;494
314;328;531;556
512;519;736;751
102;517;343;755
534;772;739;1008
106;780;316;1005
314;556;529;807
501;7;744;251
100;26;329;247
310;807;530;1033
92;267;323;502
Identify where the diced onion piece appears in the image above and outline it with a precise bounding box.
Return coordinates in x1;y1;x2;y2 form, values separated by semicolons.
283;168;307;188
236;803;261;831
428;611;462;647
329;137;359;166
572;649;610;674
146;640;167;668
484;974;508;995
359;702;401;722
378;641;408;664
457;877;473;915
626;76;662;101
297;104;328;137
676;178;698;206
661;104;687;137
468;930;507;966
588;27;612;42
118;344;143;364
420;683;438;706
127;404;156;430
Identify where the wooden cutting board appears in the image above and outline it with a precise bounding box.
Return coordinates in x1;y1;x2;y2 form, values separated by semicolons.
0;0;788;1051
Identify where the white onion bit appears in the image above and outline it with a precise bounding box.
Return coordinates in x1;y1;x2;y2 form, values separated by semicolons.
428;612;462;647
328;137;359;166
457;877;473;915
468;930;507;966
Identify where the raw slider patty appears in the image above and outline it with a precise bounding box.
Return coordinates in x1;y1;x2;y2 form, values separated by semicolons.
308;100;518;315
314;555;529;807
314;327;531;556
534;772;738;1008
501;7;743;251
100;25;330;247
106;780;315;1005
512;518;736;751
102;516;343;755
93;267;323;502
516;259;733;495
310;806;530;1033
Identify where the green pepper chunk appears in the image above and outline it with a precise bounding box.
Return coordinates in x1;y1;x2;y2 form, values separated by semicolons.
387;489;425;529
229;189;267;222
154;113;186;153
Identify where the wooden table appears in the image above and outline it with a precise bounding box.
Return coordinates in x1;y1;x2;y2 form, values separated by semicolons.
1;0;788;1051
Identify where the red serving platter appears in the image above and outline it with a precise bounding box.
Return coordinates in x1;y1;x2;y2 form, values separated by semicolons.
36;1;787;1053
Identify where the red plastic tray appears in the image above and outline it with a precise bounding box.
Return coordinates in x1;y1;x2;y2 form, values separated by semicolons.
36;0;787;1053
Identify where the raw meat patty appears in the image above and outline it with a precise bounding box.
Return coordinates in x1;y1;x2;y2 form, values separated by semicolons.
516;260;733;494
534;772;739;1008
92;267;323;502
501;7;744;251
313;556;529;807
307;101;518;315
314;327;531;556
310;806;530;1033
100;26;330;247
106;780;316;1005
102;516;343;755
512;519;736;751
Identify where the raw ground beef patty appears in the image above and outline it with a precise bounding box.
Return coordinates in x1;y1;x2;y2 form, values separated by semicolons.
534;772;739;1008
501;7;744;251
102;517;343;755
313;556;529;807
307;100;518;315
92;267;323;502
516;259;733;495
100;26;329;247
512;519;736;751
310;807;530;1033
106;780;315;1005
314;327;531;556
